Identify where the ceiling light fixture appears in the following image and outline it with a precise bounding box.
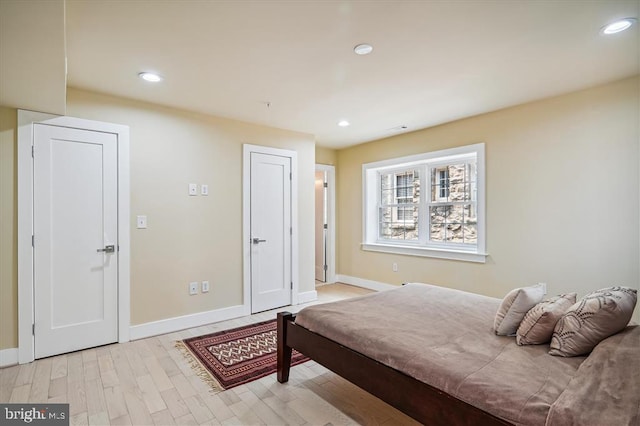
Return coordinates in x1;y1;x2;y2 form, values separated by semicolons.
601;18;637;35
354;44;373;55
138;72;163;82
338;120;350;127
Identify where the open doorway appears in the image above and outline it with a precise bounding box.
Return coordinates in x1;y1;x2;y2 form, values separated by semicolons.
315;164;335;285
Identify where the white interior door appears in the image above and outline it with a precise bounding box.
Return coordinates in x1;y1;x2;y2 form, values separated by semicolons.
250;152;292;313
33;124;118;359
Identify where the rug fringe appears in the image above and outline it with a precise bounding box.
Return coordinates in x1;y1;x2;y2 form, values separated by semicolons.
174;341;224;393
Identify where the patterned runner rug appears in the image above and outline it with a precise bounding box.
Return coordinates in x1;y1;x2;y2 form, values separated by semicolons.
176;319;309;391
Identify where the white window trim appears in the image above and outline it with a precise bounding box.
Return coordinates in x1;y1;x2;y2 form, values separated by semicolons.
362;143;487;263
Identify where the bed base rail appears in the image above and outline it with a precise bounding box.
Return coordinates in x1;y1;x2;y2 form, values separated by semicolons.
277;311;511;426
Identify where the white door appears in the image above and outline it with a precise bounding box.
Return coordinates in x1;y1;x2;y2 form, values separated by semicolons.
250;152;292;313
33;124;118;359
314;170;326;282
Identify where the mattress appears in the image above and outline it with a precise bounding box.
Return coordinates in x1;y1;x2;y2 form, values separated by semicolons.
295;283;586;425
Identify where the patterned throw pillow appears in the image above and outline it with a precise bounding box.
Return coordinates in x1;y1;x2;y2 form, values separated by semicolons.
494;284;545;336
516;293;577;345
549;287;637;357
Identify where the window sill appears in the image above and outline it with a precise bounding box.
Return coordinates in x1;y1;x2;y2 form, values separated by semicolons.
361;243;488;263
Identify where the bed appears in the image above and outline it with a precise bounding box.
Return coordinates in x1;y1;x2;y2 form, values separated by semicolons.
276;283;640;425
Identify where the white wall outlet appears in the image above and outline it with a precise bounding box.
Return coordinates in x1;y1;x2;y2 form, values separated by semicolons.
539;282;547;295
202;281;210;292
189;282;198;295
188;183;198;196
392;262;398;272
136;215;147;229
201;184;209;196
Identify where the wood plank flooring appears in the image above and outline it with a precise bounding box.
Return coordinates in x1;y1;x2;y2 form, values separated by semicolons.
0;283;418;425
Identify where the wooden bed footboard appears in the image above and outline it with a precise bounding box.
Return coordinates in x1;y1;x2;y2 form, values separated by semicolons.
277;311;512;426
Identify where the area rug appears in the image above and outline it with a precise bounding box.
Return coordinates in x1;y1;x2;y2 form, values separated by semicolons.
176;319;309;391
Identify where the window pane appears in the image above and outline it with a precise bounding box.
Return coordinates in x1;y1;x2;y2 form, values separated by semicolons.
379;206;419;241
431;168;450;201
431;163;477;203
380;170;420;205
429;204;477;244
380;169;420;242
462;223;478;244
430;206;447;224
396;173;411;198
380;174;394;204
430;224;445;242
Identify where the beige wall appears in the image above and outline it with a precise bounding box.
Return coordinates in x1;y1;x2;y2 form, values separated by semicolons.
0;0;66;115
0;89;316;350
0;107;18;350
337;77;639;319
65;89;316;326
2;77;638;350
315;145;337;166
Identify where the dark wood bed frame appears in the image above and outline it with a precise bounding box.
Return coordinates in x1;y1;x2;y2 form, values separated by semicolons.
277;312;512;426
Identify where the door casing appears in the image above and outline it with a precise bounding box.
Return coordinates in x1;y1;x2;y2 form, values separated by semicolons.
242;144;298;314
315;164;336;284
17;110;130;364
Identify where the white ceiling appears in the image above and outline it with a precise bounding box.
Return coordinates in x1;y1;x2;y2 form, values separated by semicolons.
65;0;640;148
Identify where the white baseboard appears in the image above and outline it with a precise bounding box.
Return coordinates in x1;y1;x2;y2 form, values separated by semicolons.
129;304;247;341
0;348;18;367
336;274;397;292
298;290;318;304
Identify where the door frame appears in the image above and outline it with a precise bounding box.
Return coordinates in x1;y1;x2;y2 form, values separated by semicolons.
315;164;336;284
242;144;298;314
17;110;130;364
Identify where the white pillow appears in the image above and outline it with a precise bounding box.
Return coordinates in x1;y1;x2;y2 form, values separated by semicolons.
494;284;545;336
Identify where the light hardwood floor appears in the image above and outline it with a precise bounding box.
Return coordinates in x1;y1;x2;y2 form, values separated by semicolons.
1;283;418;425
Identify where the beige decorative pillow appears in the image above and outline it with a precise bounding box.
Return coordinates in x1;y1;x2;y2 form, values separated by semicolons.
516;293;577;345
549;287;637;357
494;284;545;336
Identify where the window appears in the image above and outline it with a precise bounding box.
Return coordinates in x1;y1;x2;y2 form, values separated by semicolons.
379;170;419;241
363;143;486;263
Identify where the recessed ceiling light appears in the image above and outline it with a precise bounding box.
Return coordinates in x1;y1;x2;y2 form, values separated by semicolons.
338;120;350;127
138;72;163;82
601;18;637;35
354;44;373;55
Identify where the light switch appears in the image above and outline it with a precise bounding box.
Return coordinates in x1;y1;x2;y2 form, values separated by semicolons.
188;183;198;196
136;215;147;229
201;184;209;196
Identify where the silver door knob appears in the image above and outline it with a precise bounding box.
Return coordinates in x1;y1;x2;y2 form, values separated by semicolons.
252;238;267;244
97;245;115;253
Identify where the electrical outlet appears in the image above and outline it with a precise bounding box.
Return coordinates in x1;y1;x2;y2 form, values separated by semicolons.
189;282;198;295
202;281;210;292
188;183;198;196
539;282;547;295
392;262;398;272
